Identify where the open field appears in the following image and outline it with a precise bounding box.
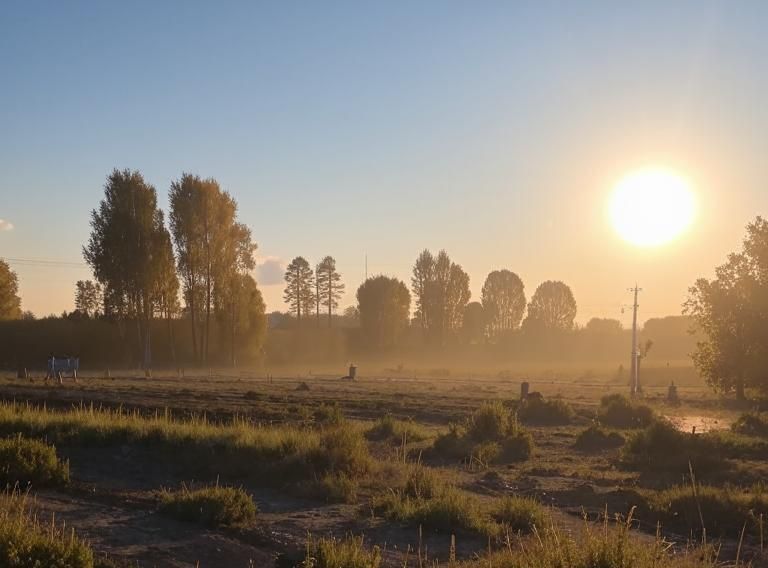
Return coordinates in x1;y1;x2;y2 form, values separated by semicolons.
0;365;765;567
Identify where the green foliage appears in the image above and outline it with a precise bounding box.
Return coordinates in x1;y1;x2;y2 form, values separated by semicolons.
490;495;546;533
732;412;768;437
365;414;429;443
0;493;94;567
574;425;624;452
0;435;69;488
159;485;257;527
621;420;722;473
0;260;22;321
357;275;411;349
649;484;768;537
302;535;382;568
434;402;533;463
309;425;371;479
284;256;315;321
518;397;574;425
316;256;345;327
597;393;655;429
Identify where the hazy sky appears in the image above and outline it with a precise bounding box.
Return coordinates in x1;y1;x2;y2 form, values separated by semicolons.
2;1;767;326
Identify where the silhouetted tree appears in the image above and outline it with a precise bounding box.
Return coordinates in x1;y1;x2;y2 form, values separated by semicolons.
0;260;21;320
84;169;174;368
584;317;622;334
357;275;410;349
685;216;768;399
462;301;486;344
411;249;470;344
316;256;344;328
523;280;577;332
74;280;103;318
481;270;526;338
217;273;266;365
284;257;315;322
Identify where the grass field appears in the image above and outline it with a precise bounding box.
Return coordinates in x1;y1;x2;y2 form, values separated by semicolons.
0;363;763;567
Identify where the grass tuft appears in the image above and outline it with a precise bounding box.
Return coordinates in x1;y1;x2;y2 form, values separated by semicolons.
0;434;69;488
301;534;382;568
597;394;655;429
159;484;257;527
518;397;574;426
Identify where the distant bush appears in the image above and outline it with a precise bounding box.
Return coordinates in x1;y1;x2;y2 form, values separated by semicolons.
574;425;625;452
598;394;655;429
302;535;382;568
0;492;94;567
365;414;429;443
732;412;768;437
518;397;574;426
434;402;533;464
0;435;69;488
159;485;257;528
490;495;546;533
649;484;768;537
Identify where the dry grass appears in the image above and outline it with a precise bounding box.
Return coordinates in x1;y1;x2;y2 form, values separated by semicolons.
159;484;257;527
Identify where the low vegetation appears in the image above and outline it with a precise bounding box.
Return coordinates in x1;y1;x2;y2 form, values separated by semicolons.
365;414;429;444
649;483;768;537
621;420;723;473
597;393;655;429
159;484;257;527
574;424;625;452
732;412;768;437
0;492;95;567
433;402;533;464
0;434;69;488
518;396;574;425
301;535;382;568
490;495;547;532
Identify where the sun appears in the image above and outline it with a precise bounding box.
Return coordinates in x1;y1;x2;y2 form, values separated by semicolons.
609;167;696;247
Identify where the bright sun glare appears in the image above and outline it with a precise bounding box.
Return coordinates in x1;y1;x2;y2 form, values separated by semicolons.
609;167;696;247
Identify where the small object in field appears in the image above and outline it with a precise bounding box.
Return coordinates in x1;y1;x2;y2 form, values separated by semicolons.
667;382;679;405
296;381;310;391
17;367;27;380
526;391;544;402
341;364;357;381
520;381;530;400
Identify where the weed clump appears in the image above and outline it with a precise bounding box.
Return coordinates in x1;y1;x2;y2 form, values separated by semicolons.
159;484;257;527
597;394;655;429
732;412;768;437
0;435;69;488
302;534;382;568
518;397;574;426
621;420;722;473
434;402;533;464
365;414;428;444
574;424;625;452
490;495;546;532
0;492;94;567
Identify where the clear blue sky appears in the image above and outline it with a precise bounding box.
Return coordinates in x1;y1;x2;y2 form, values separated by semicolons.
2;1;767;324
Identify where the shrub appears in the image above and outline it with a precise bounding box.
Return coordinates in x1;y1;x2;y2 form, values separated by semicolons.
310;425;371;478
0;492;94;567
598;394;655;429
0;435;69;488
365;415;428;443
518;397;574;425
302;535;382;568
314;404;345;425
159;484;257;528
649;484;768;538
732;412;768;437
315;473;359;504
434;402;533;464
490;495;546;533
621;420;722;473
574;425;625;452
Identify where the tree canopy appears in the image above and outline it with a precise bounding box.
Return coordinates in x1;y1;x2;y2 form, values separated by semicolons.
481;269;526;338
523;280;577;332
0;260;21;320
357;275;411;349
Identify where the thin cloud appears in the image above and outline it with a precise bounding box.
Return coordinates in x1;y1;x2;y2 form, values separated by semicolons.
255;256;285;286
0;219;13;232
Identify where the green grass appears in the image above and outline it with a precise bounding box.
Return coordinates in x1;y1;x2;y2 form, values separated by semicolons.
159;484;257;528
433;402;533;464
0;434;69;488
649;483;768;538
518;397;574;426
597;393;655;429
365;414;429;444
301;535;382;568
490;495;547;533
574;424;625;452
0;402;370;487
0;492;95;567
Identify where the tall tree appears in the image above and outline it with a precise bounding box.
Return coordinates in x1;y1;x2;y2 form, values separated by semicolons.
462;301;486;344
283;257;315;322
685;217;768;399
316;256;344;327
523;281;577;332
411;249;470;344
74;280;103;317
0;260;22;320
481;270;526;337
169;174;244;364
154;229;181;365
84;169;173;368
357;275;411;349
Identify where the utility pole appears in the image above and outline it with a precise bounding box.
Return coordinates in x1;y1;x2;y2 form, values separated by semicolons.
629;285;642;396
